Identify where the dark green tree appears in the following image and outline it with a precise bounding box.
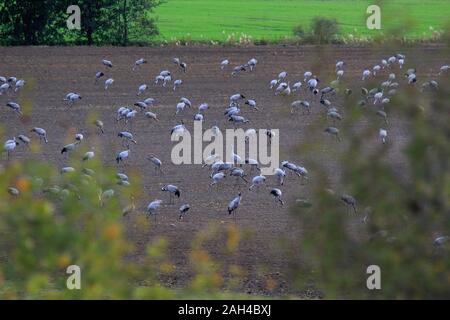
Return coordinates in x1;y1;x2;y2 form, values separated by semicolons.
117;0;163;45
74;0;120;45
289;62;450;299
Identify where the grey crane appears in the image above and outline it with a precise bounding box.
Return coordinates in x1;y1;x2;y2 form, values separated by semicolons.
179;204;190;220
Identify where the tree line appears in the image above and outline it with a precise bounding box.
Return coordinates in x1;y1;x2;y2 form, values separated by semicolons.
0;0;163;45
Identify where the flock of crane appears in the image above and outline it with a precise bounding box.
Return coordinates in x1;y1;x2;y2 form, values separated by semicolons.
1;53;449;231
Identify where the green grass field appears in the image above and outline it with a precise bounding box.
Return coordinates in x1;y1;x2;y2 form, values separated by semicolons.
153;0;450;41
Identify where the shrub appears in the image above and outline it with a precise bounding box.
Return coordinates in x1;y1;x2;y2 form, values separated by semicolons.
0;148;249;299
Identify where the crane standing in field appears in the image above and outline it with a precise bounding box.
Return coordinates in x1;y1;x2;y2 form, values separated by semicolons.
270;188;284;206
228;193;242;220
179;204;190;220
147;199;162;221
341;194;357;214
30;127;48;143
133;58;147;70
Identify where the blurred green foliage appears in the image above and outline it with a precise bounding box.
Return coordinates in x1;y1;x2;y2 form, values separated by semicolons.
0;0;162;45
290;55;450;299
0;147;252;299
